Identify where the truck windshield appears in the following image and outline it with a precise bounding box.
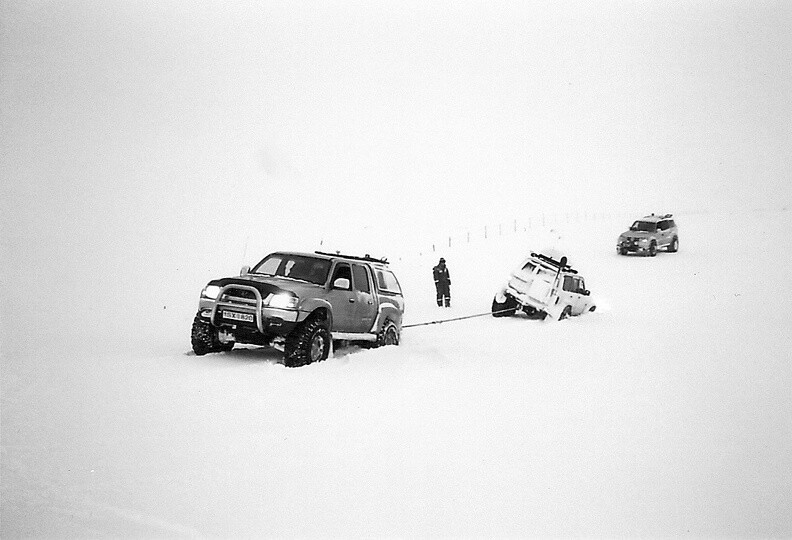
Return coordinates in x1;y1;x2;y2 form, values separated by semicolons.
252;254;331;285
630;221;657;232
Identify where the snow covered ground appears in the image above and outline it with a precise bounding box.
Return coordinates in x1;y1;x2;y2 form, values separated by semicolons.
3;208;791;537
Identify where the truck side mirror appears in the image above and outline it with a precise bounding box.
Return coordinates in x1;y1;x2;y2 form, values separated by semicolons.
333;277;350;290
583;290;590;296
240;265;250;276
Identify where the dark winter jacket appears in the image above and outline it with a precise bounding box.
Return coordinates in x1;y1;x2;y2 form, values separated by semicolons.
433;264;450;286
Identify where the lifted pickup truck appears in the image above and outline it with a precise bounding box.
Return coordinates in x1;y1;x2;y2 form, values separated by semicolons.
191;251;405;367
491;252;596;321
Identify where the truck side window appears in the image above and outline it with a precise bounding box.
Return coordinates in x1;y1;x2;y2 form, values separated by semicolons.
377;270;402;294
352;264;371;293
331;264;352;290
563;275;576;292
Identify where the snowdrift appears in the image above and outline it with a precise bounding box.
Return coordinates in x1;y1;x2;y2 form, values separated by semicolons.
3;209;792;537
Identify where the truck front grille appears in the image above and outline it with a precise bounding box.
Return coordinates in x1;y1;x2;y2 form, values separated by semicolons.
221;288;257;305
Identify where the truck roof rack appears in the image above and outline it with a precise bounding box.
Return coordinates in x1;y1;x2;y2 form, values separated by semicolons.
314;251;389;265
530;252;578;274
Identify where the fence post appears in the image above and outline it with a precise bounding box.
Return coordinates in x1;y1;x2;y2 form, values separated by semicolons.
448;236;451;248
484;225;487;239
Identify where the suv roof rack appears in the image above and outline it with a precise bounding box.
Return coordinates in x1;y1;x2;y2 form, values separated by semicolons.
314;251;389;265
530;252;578;274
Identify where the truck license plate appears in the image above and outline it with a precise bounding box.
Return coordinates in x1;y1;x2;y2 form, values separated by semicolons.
222;311;254;322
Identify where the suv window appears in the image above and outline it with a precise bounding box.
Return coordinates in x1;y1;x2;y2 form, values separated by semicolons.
563;276;587;293
630;221;657;232
376;270;402;294
352;264;371;293
668;220;676;228
562;275;576;292
658;220;670;231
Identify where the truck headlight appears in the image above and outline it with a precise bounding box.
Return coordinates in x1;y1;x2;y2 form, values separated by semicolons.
201;285;221;299
266;293;298;309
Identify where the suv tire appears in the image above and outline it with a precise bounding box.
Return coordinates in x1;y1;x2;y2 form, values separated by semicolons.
668;237;679;252
191;312;224;355
649;241;657;257
492;295;518;317
284;318;330;367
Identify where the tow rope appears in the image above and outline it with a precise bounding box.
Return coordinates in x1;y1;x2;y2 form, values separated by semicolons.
402;307;515;328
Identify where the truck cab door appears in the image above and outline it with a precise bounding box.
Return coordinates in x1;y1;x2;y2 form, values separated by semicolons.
566;275;583;315
573;277;588;314
547;275;572;319
351;264;377;333
656;220;668;247
326;263;357;332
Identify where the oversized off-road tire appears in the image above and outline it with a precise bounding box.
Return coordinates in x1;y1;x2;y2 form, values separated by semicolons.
376;320;400;347
284;318;330;367
558;305;572;321
618;247;627;255
668;237;679;252
191;312;224;355
492;295;518;317
649;241;657;257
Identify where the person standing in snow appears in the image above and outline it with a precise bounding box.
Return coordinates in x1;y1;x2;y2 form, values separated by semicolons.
433;257;451;307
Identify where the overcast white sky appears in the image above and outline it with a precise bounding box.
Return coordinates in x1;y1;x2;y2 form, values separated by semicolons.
2;1;791;324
